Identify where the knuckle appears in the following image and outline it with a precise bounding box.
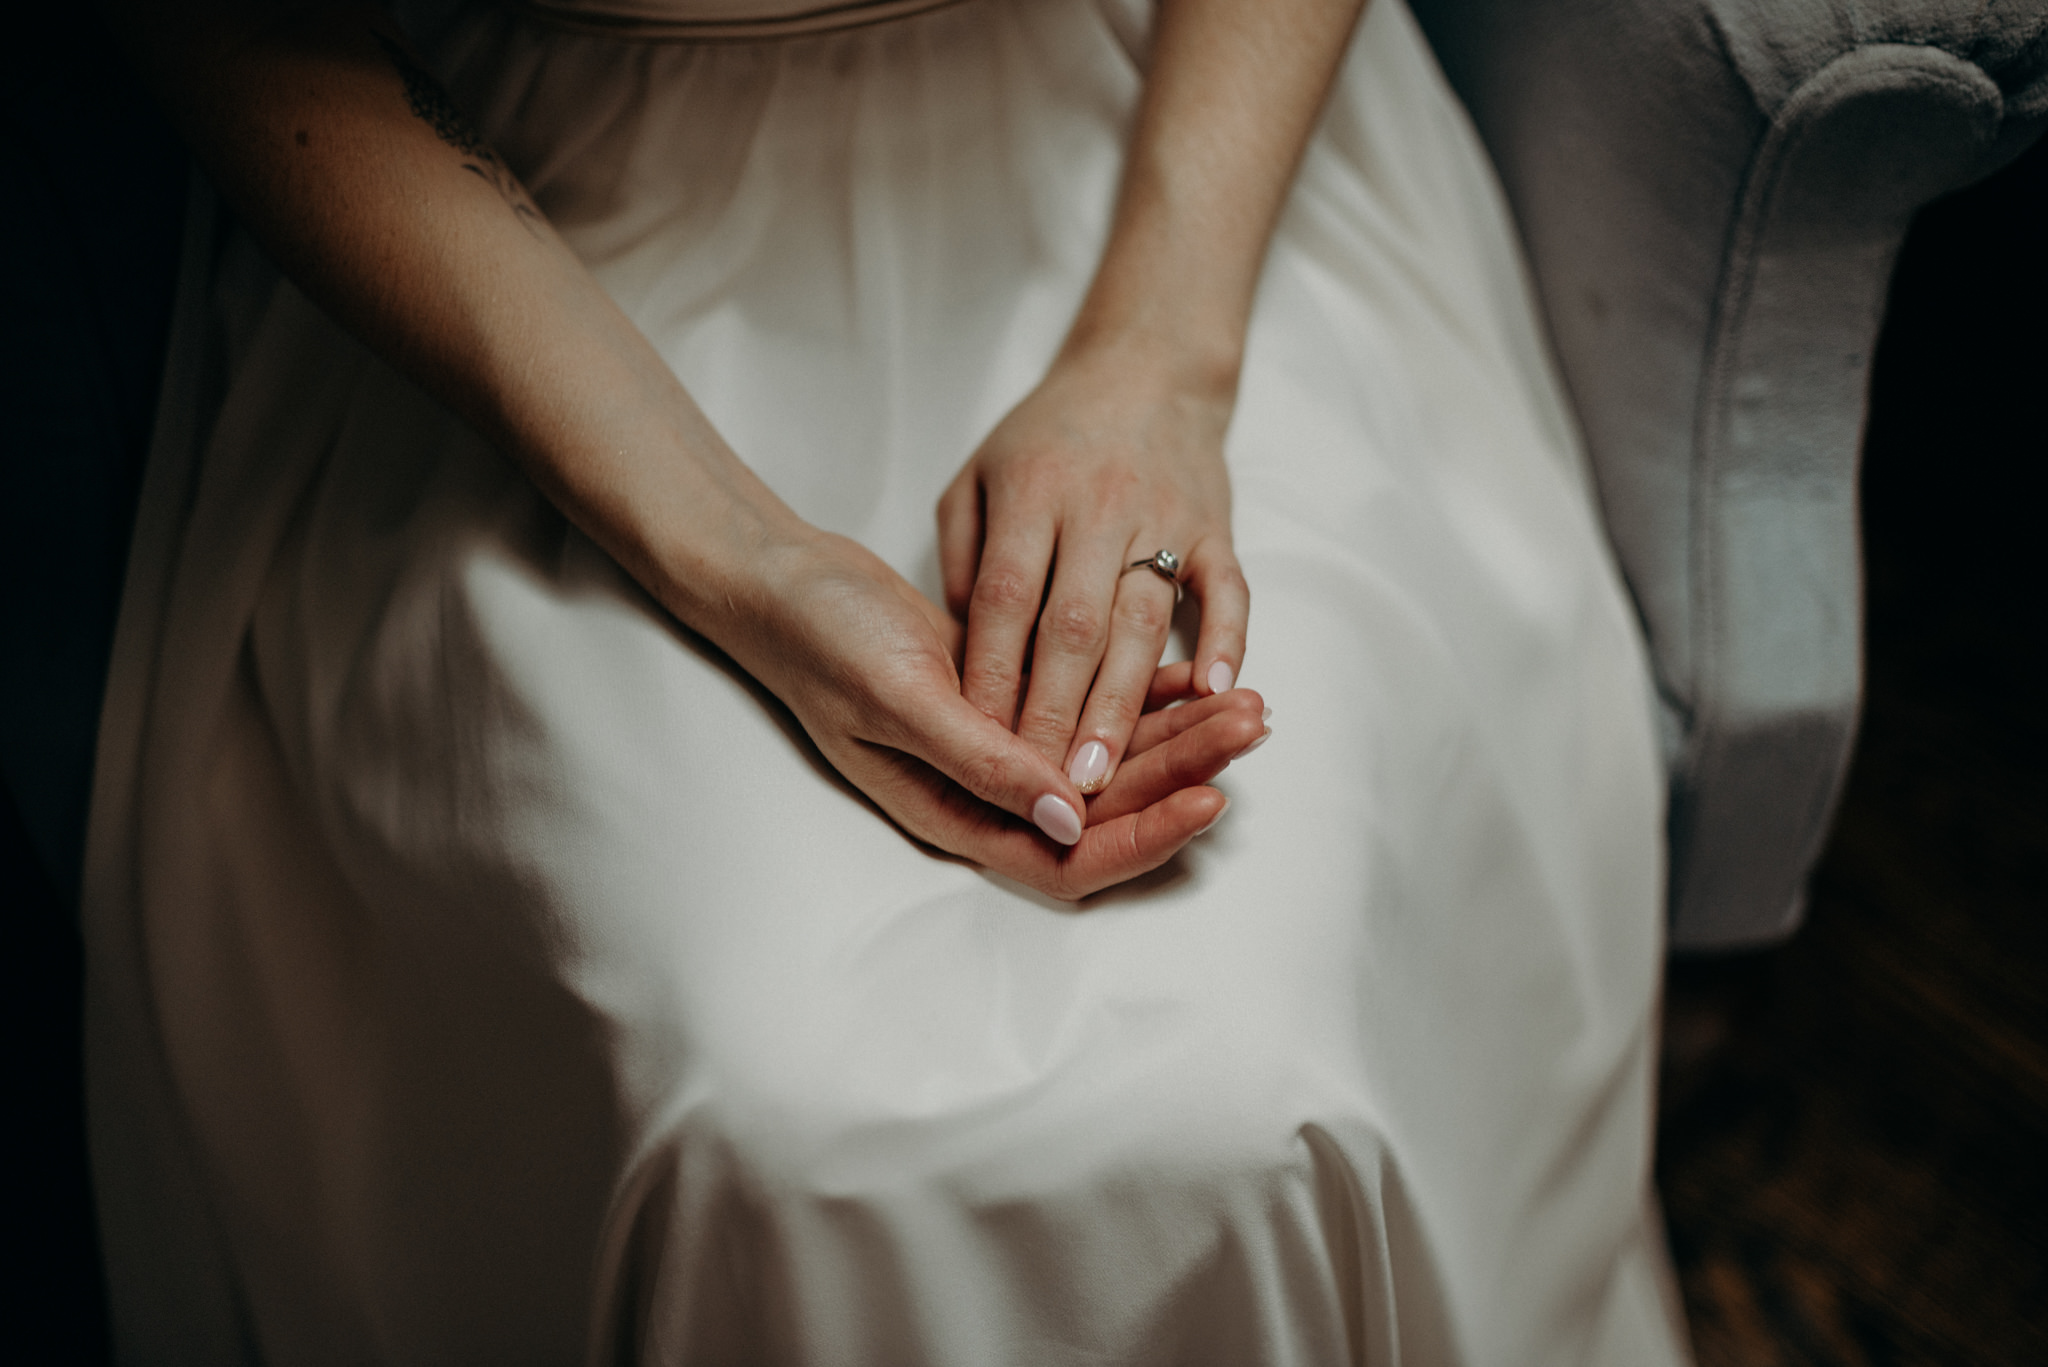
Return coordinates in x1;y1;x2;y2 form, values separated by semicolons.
1085;679;1144;726
1114;817;1145;865
1084;663;1146;714
972;567;1040;617
1092;823;1144;885
952;746;1008;802
1041;597;1106;652
1011;457;1074;501
1017;711;1077;757
960;659;1020;709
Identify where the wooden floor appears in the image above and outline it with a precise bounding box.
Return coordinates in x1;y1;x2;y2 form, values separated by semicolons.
1656;137;2048;1365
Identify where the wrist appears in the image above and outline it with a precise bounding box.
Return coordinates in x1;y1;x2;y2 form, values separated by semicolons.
529;394;820;647
641;472;822;641
1054;314;1243;415
1060;185;1258;408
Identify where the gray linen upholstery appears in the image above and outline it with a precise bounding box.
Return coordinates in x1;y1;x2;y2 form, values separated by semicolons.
1409;0;2048;948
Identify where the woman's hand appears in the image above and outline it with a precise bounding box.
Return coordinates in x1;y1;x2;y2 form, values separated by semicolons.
720;529;1264;900
937;343;1249;799
937;0;1368;802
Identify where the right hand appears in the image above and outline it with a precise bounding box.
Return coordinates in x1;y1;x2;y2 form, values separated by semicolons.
713;528;1264;900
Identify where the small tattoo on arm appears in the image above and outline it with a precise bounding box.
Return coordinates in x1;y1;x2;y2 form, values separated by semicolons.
372;32;544;236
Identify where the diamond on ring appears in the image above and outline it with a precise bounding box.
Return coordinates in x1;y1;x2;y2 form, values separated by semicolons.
1126;549;1184;602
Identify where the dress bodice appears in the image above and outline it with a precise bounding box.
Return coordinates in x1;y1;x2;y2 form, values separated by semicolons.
513;0;964;39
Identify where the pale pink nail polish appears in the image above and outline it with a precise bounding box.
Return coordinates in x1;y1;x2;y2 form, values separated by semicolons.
1195;797;1231;836
1068;740;1110;792
1032;793;1083;846
1207;661;1235;695
1261;706;1272;721
1228;728;1271;762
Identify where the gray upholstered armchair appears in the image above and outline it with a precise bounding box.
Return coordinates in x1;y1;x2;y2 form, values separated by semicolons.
1409;0;2048;949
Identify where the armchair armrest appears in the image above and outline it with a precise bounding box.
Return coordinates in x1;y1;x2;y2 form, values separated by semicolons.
1409;0;2048;948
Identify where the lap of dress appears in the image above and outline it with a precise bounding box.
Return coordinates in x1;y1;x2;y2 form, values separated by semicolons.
83;0;1690;1362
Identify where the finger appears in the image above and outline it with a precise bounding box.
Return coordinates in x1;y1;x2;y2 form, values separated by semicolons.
1063;565;1179;794
1049;786;1230;900
1014;533;1127;768
957;511;1055;730
1143;660;1198;711
1187;545;1251;696
1089;704;1267;823
863;684;1088;846
935;468;985;623
1127;685;1266;758
844;744;1217;898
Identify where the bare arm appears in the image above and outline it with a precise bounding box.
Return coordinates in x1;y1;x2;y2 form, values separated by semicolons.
112;1;783;623
110;0;1266;897
1078;0;1370;392
940;0;1366;793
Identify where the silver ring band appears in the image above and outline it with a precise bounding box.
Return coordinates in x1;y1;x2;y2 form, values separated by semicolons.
1125;549;1184;604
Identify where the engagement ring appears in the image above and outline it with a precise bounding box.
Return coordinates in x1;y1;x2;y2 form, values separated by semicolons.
1126;549;1184;603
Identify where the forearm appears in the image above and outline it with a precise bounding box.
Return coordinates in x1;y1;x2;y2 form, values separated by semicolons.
108;1;809;632
1066;0;1368;394
107;1;1259;882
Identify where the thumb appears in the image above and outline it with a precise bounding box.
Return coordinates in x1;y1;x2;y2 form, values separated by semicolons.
882;689;1088;846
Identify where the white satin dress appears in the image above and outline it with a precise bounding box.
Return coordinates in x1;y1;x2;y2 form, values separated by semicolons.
84;0;1691;1361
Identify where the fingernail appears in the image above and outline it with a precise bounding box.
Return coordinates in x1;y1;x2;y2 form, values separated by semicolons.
1068;740;1110;793
1032;793;1083;846
1207;661;1235;695
1228;728;1271;762
1196;797;1231;836
1261;706;1272;721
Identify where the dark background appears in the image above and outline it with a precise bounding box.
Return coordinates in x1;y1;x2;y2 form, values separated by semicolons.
4;16;2043;1366
1657;131;2048;1364
3;16;184;1367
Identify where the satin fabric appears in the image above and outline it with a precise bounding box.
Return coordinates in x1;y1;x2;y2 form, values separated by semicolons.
85;0;1691;1361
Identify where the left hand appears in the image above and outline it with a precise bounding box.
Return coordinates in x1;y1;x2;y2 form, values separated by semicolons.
936;343;1250;799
